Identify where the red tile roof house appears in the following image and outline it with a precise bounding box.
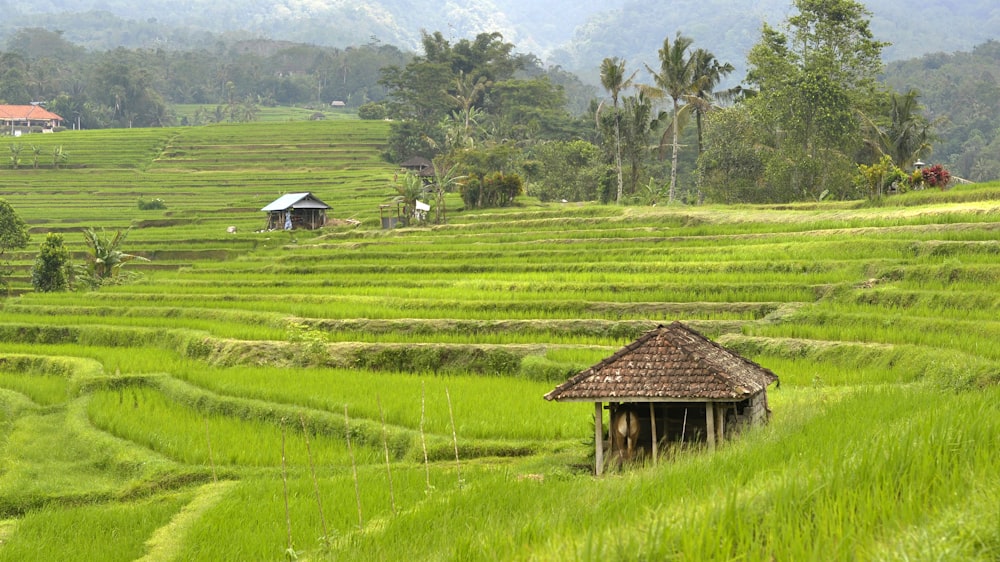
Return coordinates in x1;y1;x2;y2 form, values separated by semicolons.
0;105;64;134
545;322;778;474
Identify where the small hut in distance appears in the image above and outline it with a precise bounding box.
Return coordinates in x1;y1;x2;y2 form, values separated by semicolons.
261;192;330;230
544;322;778;474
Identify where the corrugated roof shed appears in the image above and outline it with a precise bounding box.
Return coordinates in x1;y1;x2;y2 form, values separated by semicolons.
545;321;778;402
261;192;330;212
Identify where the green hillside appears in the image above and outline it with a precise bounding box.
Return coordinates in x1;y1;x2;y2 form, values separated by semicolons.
0;121;998;560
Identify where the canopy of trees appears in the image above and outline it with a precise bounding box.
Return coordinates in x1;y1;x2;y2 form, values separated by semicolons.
882;41;1000;182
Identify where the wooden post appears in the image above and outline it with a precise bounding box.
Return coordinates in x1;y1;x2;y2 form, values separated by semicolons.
649;402;658;464
716;404;725;444
706;402;716;450
594;402;604;476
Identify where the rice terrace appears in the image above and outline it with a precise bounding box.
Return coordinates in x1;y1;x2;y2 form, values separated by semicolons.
1;119;999;560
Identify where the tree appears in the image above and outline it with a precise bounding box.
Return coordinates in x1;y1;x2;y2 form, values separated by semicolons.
741;0;888;201
0;199;30;294
81;227;148;286
686;49;735;158
445;70;489;145
861;88;934;170
31;233;71;292
428;156;466;224
523;140;604;202
390;172;429;226
696;104;767;203
646;33;696;204
618;91;661;198
461;172;523;209
598;57;637;204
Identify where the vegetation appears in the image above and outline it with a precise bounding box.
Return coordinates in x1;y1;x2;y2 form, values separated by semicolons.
0;118;997;559
30;233;71;292
0;199;30;294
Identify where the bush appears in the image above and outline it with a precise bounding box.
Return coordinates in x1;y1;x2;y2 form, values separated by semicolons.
137;198;166;210
357;102;388;120
921;164;951;189
31;233;71;292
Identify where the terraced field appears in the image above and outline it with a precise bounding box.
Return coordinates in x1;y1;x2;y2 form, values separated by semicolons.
1;122;998;561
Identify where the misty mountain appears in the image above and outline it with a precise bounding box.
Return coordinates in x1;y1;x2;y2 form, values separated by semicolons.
1;0;997;81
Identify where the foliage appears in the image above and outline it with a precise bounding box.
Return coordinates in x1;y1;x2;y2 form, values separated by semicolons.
461;172;524;209
379;31;582;165
597;56;637;204
8;143;24;169
855;155;908;200
696;105;765;203
357;102;388;120
921;164;951;189
522;140;604;202
390;172;430;226
31;233;72;292
645;32;697;204
881;41;1000;182
859;88;934;170
734;0;888;202
0;199;30;294
137;197;167;210
80;227;149;287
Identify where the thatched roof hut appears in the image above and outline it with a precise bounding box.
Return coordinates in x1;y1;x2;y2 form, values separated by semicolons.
545;321;778;474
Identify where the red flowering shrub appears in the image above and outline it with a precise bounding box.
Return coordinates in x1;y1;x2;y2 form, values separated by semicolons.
921;164;951;189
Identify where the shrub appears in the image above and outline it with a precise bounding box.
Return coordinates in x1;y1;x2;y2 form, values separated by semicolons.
31;233;72;292
357;102;388;120
137;198;166;210
856;155;907;199
921;164;951;189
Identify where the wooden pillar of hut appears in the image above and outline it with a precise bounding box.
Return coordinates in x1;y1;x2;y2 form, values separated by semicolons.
715;404;725;444
705;402;716;450
594;402;604;476
649;402;658;464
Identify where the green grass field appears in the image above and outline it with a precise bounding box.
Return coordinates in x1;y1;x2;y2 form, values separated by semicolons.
0;121;998;561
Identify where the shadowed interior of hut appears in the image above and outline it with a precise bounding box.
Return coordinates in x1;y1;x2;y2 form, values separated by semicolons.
606;400;758;465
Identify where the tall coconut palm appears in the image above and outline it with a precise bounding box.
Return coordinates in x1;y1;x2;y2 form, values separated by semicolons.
686;49;735;157
883;89;933;169
598;57;638;204
645;33;696;204
860;88;935;170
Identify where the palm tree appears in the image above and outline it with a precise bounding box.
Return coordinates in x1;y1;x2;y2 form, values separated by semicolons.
686;49;735;157
392;172;428;226
645;33;696;204
883;89;933;169
619;91;662;197
859;89;934;171
598;57;638;204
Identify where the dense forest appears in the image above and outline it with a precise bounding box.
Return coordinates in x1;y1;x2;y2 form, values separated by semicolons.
882;41;1000;182
2;0;998;203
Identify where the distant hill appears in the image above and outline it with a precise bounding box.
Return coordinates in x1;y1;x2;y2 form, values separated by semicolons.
2;0;997;81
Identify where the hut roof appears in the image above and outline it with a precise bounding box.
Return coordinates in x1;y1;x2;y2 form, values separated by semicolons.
261;192;330;212
544;322;778;403
0;104;64;122
400;156;435;177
